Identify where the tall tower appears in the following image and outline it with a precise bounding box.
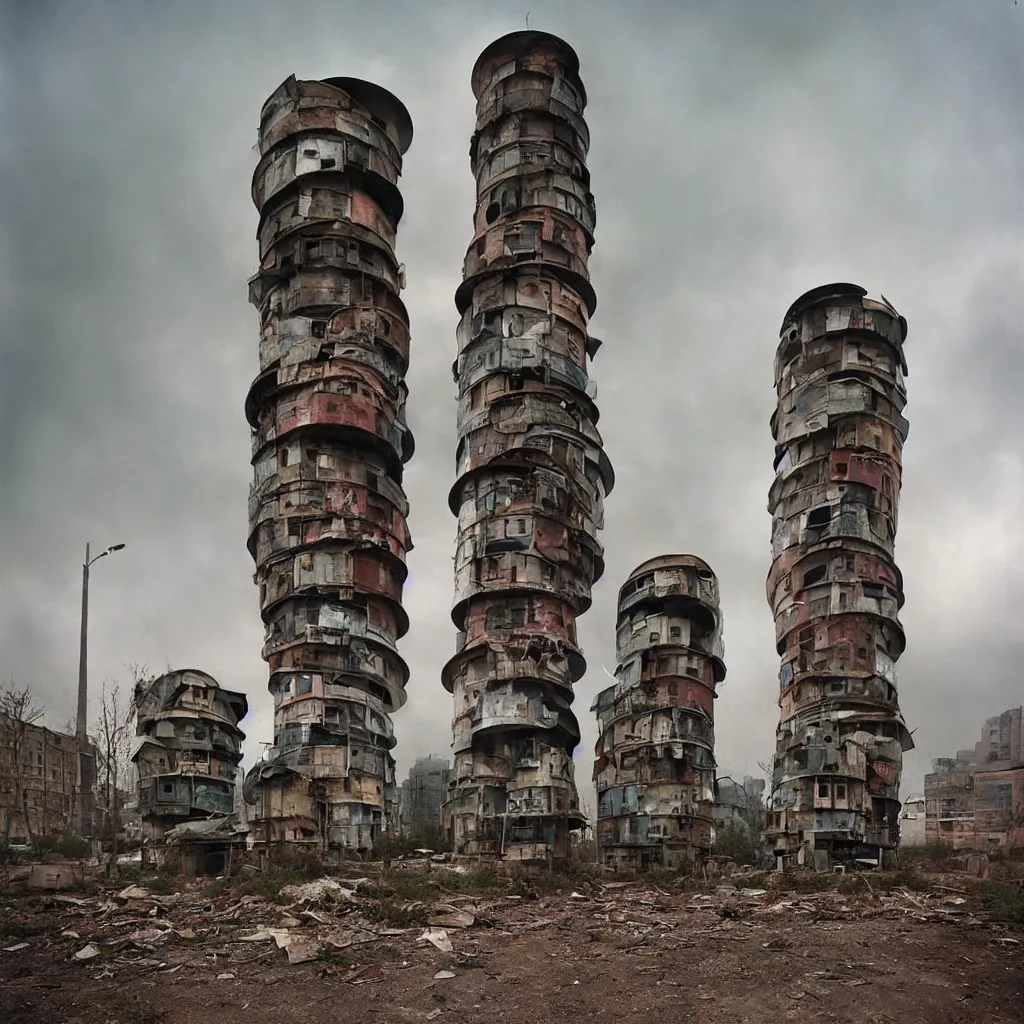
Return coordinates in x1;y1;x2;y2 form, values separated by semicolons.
442;32;613;866
592;556;725;870
243;76;414;858
765;284;913;870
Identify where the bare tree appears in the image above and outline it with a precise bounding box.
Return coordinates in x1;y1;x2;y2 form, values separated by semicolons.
0;679;46;849
93;676;138;876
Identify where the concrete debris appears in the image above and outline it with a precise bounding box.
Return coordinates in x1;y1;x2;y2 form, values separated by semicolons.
593;556;726;869
766;284;913;871
441;30;612;867
418;928;453;953
242;71;416;859
426;906;474;929
278;877;363;903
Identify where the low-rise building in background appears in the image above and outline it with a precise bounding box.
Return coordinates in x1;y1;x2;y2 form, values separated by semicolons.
924;706;1024;852
0;716;85;844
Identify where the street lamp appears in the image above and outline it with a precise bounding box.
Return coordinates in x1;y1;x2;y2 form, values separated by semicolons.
76;542;125;837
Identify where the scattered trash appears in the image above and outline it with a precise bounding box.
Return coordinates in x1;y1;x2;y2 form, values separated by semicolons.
419;928;454;953
425;1010;443;1020
74;944;101;961
428;906;475;929
61;930;79;939
434;969;456;980
117;884;153;900
3;942;30;952
216;972;235;980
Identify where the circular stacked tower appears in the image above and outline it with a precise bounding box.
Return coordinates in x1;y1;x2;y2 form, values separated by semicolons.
765;284;913;870
243;76;414;857
442;31;613;866
592;556;725;870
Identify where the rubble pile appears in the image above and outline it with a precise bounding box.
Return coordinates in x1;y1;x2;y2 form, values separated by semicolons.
2;871;1018;989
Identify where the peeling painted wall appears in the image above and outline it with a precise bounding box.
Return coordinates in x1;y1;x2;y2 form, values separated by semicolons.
133;669;247;842
593;556;725;869
442;32;612;866
765;284;913;869
242;76;414;857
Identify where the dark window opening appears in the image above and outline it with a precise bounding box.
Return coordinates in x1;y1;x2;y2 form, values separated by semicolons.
311;320;327;338
802;565;827;587
485;203;500;224
817;783;829;798
319;158;335;169
807;506;832;528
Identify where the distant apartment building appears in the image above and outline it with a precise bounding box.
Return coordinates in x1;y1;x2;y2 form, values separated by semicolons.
924;707;1024;852
714;775;766;841
0;715;87;843
399;756;450;841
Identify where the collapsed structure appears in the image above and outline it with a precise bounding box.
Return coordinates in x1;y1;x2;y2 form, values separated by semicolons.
592;556;725;869
133;669;247;844
765;284;913;869
441;31;613;865
242;75;415;856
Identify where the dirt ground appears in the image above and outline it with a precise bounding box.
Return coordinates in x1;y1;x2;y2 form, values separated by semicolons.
2;870;1021;1024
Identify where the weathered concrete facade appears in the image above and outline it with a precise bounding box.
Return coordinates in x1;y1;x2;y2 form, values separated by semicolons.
924;707;1024;851
133;670;247;843
242;76;415;856
714;775;767;842
765;284;913;869
442;32;612;866
399;756;451;842
0;716;82;843
593;557;725;869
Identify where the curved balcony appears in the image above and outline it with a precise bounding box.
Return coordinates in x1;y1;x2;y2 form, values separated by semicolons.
615;608;725;681
767;544;903;617
257;181;397;263
470;109;589;177
770;498;896;562
461;267;590;335
250;265;406;328
441;633;578;694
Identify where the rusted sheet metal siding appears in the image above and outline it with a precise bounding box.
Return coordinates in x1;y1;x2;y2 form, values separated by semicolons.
132;670;248;842
766;285;912;868
243;76;414;857
592;557;725;871
442;32;609;866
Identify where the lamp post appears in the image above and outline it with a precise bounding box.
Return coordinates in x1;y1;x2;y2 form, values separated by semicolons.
76;542;125;838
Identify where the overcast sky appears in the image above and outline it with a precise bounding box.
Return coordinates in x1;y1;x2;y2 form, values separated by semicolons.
1;0;1022;805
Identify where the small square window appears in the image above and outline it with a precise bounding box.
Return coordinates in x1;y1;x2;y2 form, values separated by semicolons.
817;783;829;799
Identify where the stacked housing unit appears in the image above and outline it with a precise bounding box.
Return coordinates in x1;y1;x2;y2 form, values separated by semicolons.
133;669;247;844
442;31;613;865
765;283;913;869
242;75;415;857
592;556;725;869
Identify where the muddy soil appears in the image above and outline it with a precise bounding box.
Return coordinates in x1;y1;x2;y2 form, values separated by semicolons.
2;878;1020;1024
